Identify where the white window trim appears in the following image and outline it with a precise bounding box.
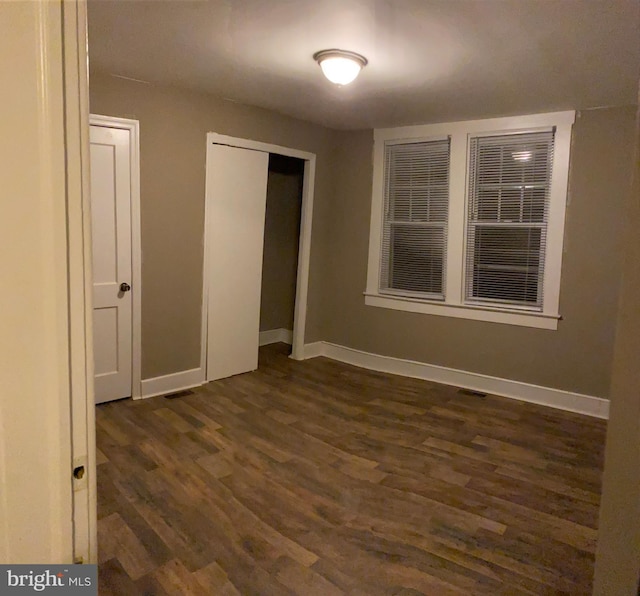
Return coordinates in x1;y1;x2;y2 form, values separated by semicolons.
365;110;575;330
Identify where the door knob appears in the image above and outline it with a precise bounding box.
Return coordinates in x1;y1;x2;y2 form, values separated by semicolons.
119;282;131;292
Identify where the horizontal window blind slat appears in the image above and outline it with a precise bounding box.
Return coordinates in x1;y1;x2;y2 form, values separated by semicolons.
465;131;554;308
381;138;450;298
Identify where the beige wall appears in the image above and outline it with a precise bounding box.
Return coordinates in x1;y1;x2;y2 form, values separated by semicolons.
593;103;640;594
260;171;302;332
317;106;636;398
89;72;335;379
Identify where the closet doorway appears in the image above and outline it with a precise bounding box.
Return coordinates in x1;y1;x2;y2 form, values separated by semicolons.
258;154;305;352
202;134;316;382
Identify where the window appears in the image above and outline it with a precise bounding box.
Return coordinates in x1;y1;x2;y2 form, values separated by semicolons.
381;139;450;299
465;131;553;308
366;112;575;330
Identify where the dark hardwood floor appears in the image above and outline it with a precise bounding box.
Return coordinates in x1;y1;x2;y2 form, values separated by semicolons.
97;343;606;595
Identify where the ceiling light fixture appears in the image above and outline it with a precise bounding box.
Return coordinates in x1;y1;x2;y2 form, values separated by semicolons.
313;49;368;86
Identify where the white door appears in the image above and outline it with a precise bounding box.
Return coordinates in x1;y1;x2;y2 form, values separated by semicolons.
206;144;269;381
90;125;132;403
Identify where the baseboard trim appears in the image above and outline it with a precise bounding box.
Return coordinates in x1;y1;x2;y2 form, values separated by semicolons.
259;328;293;346
140;367;205;399
303;341;609;419
303;341;325;359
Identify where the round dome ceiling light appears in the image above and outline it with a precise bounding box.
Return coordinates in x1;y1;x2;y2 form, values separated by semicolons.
313;49;368;86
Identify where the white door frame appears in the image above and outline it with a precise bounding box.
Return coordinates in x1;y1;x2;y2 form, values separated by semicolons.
90;114;142;399
61;0;95;563
202;133;316;367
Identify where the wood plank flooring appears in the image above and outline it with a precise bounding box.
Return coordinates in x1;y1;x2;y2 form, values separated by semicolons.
97;343;606;595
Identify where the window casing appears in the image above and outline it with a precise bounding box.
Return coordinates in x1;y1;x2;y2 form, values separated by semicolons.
365;111;575;330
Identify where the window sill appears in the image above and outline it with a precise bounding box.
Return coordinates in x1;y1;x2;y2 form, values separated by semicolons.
364;292;559;330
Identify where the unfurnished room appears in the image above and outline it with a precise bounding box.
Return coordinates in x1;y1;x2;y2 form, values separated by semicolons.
1;1;639;595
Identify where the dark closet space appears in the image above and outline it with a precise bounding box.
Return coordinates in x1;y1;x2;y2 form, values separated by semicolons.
259;154;305;352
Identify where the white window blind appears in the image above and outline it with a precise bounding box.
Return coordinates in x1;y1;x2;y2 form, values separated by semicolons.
380;139;450;299
465;130;555;309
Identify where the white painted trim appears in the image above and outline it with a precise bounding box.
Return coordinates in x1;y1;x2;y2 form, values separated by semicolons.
364;293;559;330
202;133;316;373
444;133;467;305
291;156;316;360
302;341;325;359
63;0;97;564
207;133;314;162
374;110;576;142
141;368;205;399
366;111;575;329
366;129;384;296
543;120;573;314
259;328;293;346
201;138;213;382
303;341;609;419
89;114;142;400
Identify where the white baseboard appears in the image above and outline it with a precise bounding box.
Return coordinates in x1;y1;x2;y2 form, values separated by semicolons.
259;328;293;346
140;367;205;399
303;341;609;419
303;341;325;359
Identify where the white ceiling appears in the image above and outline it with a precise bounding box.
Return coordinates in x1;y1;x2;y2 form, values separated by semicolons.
87;0;640;130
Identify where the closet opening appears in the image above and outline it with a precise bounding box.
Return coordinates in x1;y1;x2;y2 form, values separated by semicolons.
203;133;316;381
259;154;305;358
